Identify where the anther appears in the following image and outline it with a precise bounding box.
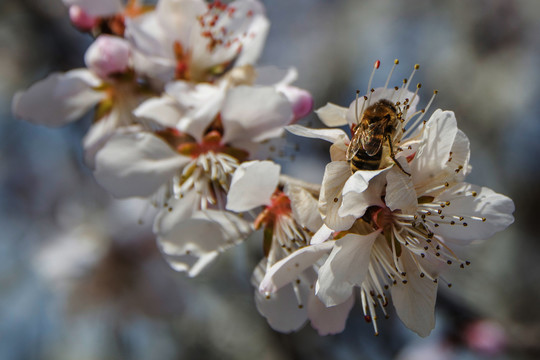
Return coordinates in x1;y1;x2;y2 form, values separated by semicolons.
447;260;452;265
414;64;420;70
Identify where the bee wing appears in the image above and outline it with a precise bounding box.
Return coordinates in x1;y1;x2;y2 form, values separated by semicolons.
346;130;362;161
361;122;385;156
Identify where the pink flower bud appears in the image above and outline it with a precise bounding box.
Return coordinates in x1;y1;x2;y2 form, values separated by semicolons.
84;35;131;79
279;85;313;122
69;5;97;31
465;320;507;355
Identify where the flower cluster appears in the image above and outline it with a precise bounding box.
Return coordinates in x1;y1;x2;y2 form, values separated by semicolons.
13;1;514;338
259;60;515;336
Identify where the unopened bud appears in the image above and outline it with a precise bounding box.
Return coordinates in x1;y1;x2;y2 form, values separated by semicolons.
279;85;313;122
84;35;131;79
69;5;97;31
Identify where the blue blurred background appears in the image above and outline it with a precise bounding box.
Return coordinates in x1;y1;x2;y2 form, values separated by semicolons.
1;0;539;359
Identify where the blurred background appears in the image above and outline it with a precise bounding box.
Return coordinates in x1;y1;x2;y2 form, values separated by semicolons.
1;0;539;359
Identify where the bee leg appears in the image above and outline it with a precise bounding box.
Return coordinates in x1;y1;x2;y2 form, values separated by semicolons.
386;135;411;176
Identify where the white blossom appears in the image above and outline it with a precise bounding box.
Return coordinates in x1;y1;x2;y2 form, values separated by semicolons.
12;35;149;166
263;62;515;337
125;0;269;85
227;161;353;335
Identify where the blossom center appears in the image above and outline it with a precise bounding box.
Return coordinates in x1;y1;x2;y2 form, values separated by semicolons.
254;190;292;229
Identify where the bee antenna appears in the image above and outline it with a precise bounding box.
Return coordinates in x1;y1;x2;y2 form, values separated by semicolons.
366;60;380;95
384;59;399;90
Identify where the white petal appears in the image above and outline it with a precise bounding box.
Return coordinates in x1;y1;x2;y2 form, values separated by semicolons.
254;285;308;333
285;184;323;233
124;15;176;83
190;0;268;73
385;167;418;213
315;103;349;127
157;207;252;277
93;132;190;198
153;193;198;234
221;86;293;144
329;139;348;162
410;110;458;188
316;232;379;306
339;169;387;219
319;161;356;231
430;183;515;243
309;224;334;245
82;112;127;168
158;218;222;277
63;0;122;16
156;0;206;45
234;11;270;67
252;259;309;333
226;160;280;212
12;69;105;127
259;241;334;294
308;293;354;336
286;124;349;145
391;251;438;337
134;96;182;128
166;81;225;140
447;129;471;178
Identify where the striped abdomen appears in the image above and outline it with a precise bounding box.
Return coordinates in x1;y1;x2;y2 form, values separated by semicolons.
349;148;382;172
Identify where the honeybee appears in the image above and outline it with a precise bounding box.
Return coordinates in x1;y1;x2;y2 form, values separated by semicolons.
346;99;410;175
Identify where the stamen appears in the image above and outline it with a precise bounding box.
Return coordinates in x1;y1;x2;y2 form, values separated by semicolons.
355;90;360;123
403;64;420;91
403;90;438;138
366;60;380;95
383;59;399;90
